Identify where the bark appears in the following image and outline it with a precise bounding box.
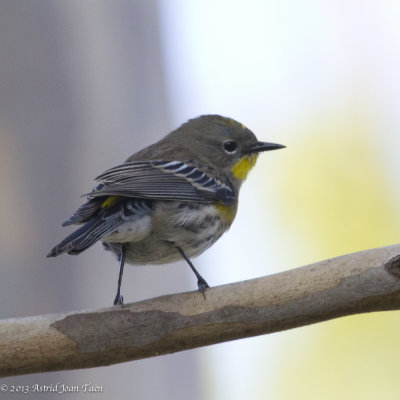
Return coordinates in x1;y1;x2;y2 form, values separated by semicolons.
1;244;400;377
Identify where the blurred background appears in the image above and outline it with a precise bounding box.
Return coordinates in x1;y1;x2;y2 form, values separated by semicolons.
1;0;400;399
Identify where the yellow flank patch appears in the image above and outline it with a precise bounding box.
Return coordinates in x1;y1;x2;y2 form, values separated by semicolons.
101;195;121;208
231;154;258;180
215;203;237;225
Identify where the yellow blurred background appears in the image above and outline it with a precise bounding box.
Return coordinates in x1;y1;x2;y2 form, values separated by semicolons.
1;1;399;399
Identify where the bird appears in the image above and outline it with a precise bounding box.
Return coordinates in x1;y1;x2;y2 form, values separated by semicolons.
47;115;285;305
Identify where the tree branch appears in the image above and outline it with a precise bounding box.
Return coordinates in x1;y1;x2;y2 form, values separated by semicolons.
1;244;400;377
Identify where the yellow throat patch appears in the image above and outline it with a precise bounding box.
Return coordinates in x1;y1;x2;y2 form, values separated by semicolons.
231;154;258;181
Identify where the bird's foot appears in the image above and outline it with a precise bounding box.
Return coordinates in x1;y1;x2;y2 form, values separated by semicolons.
113;294;124;306
197;278;210;300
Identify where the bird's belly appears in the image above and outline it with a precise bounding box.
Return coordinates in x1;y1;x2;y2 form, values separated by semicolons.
102;202;229;265
152;202;227;254
133;202;228;264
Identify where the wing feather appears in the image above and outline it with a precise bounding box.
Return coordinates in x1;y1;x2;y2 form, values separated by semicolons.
88;160;235;205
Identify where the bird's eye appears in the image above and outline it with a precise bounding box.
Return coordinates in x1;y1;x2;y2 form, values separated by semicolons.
223;141;237;154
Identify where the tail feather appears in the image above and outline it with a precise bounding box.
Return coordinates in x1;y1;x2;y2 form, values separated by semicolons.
47;214;123;257
62;196;105;226
48;198;153;258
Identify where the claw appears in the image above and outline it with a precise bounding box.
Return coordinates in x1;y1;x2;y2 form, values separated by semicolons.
113;294;124;306
198;278;209;300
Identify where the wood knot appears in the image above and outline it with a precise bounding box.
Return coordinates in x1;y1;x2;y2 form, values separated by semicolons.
384;254;400;278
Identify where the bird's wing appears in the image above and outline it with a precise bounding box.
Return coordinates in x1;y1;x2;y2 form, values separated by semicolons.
88;160;235;205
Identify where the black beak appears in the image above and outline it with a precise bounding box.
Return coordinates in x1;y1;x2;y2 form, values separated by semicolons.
245;141;286;154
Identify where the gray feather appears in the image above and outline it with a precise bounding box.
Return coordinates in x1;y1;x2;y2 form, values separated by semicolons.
89;160;235;205
48;199;152;257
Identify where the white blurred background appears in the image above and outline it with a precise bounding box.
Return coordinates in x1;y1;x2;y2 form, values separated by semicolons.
1;1;400;399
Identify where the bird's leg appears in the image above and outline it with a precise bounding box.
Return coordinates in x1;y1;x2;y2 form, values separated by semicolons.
176;246;209;299
113;243;126;305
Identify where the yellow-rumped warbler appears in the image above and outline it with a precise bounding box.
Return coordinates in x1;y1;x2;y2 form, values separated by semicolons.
48;115;285;305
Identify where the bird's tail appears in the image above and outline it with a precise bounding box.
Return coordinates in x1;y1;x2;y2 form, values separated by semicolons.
47;213;123;257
